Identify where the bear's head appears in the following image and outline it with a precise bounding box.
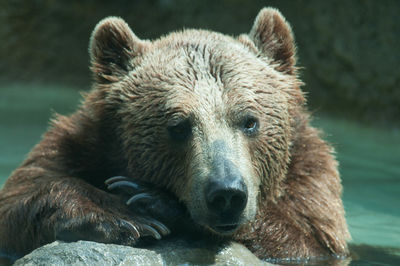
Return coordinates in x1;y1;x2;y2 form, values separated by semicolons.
88;8;304;235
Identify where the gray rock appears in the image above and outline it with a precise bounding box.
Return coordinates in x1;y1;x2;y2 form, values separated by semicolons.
14;240;272;266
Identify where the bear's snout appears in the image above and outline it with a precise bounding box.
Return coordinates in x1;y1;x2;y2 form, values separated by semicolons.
203;140;248;234
205;174;248;218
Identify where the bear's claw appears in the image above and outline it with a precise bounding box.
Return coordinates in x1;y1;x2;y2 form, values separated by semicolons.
146;218;171;235
107;180;141;191
105;176;128;185
141;224;162;239
105;175;189;238
105;176;144;194
118;218;141;239
105;176;172;240
134;217;171;240
126;192;153;205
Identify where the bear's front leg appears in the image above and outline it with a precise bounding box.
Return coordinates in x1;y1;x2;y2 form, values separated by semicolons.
50;178;170;244
0;171;169;257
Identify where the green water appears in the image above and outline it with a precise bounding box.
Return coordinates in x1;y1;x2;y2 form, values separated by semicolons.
313;117;400;249
1;84;399;265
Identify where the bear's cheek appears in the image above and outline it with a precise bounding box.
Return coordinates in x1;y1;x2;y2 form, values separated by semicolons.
179;172;209;225
241;174;260;221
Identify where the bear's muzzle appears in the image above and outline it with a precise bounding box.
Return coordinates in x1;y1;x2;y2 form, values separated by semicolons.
203;140;248;234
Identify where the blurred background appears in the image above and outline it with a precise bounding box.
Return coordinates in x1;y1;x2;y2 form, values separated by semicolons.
0;0;399;264
1;0;400;124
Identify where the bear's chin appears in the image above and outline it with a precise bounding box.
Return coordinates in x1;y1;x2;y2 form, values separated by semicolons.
189;206;254;236
207;223;241;235
198;216;246;236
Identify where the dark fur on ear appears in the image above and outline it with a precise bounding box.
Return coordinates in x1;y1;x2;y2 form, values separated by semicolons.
248;8;297;74
89;17;149;84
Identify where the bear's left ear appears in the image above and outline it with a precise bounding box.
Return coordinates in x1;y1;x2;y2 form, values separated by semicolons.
247;8;297;74
89;17;150;84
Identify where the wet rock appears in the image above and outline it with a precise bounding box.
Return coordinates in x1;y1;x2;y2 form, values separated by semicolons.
14;240;272;266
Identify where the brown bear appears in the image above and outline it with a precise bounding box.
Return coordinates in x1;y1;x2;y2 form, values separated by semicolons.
0;7;350;263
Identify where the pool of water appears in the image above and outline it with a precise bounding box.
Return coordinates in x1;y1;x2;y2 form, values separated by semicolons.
1;84;399;265
312;118;400;265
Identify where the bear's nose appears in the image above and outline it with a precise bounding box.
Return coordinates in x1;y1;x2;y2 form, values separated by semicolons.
205;150;248;218
205;180;248;216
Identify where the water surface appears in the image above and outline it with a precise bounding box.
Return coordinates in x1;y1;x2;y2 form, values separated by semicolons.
0;84;399;265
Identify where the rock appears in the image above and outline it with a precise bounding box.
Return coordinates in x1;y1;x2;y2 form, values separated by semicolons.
14;240;272;266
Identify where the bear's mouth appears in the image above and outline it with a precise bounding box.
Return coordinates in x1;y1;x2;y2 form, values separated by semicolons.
211;223;240;234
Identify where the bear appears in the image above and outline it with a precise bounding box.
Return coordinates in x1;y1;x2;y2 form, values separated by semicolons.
0;7;350;263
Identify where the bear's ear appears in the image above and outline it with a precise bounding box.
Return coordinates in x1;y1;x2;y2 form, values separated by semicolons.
248;8;297;74
89;17;149;84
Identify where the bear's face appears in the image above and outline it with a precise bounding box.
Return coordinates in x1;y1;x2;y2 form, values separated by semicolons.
89;9;303;235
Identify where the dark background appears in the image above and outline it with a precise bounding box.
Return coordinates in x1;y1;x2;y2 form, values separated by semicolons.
0;0;399;125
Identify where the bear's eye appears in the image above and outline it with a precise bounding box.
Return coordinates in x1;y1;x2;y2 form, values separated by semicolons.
167;118;192;142
241;115;259;136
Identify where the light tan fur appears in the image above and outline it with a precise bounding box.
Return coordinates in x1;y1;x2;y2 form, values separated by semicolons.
0;7;350;262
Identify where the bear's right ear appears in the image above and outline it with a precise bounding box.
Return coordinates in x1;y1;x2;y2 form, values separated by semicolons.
89;17;149;84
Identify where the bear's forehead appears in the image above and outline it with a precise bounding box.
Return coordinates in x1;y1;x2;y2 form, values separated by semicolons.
121;30;294;120
149;30;267;73
132;30;283;95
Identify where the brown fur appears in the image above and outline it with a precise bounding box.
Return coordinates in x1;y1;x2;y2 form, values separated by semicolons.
0;7;350;261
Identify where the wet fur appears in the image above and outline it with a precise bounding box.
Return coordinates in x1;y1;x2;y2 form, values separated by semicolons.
0;7;350;261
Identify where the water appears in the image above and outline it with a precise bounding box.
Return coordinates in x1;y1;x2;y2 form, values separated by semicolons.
1;84;399;265
312;118;400;265
0;84;80;183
